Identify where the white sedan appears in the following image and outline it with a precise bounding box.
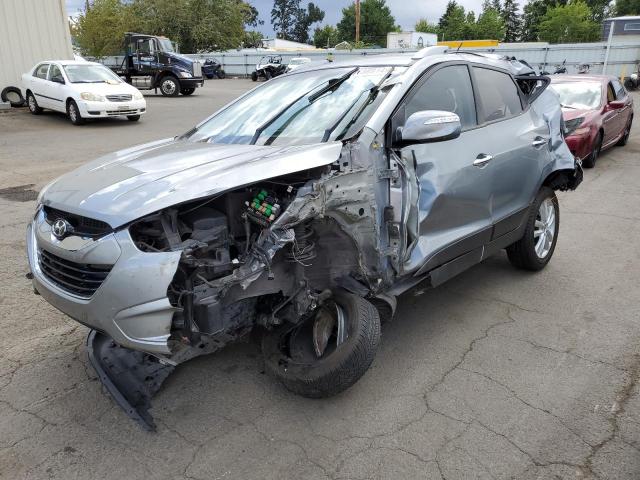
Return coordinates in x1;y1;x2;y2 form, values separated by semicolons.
22;60;146;125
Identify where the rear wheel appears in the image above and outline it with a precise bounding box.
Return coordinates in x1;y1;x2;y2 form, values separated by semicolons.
262;291;380;398
507;187;559;271
617;116;632;146
582;132;602;168
26;92;42;114
67;100;84;125
159;76;179;96
217;69;226;79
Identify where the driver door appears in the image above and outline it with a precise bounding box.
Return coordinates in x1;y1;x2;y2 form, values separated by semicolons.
134;38;157;75
44;64;67;113
392;63;494;276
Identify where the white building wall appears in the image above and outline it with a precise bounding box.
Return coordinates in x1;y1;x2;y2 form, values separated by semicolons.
0;0;74;90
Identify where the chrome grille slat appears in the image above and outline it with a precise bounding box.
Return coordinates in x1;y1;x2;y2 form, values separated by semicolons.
106;94;133;102
39;250;112;297
43;206;112;237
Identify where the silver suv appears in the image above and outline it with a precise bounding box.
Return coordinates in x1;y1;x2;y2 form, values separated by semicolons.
27;48;582;429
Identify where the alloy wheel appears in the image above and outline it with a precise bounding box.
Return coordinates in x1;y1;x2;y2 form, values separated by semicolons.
534;198;556;259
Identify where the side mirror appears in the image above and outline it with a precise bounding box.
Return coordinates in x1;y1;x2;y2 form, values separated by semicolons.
396;110;462;145
51;76;65;84
607;100;625;110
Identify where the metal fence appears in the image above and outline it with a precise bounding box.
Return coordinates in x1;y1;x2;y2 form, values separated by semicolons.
183;41;640;78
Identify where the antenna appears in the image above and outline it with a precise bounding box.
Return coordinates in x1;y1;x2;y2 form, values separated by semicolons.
456;41;463;52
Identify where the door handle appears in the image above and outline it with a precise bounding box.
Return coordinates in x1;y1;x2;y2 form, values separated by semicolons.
532;136;548;148
473;153;493;167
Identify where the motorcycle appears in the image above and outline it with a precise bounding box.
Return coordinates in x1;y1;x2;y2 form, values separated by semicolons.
624;63;639;91
202;58;226;79
539;59;567;75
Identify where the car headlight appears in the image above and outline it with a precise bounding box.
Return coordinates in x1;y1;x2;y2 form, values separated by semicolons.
80;92;105;102
133;91;144;100
564;117;584;136
178;70;193;78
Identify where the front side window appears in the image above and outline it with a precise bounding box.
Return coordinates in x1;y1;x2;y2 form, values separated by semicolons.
63;65;122;84
48;65;63;82
405;65;477;129
34;64;50;79
612;79;626;99
188;67;393;146
550;82;602;110
473;67;523;123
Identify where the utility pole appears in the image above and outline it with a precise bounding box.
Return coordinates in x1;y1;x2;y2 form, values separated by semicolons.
355;0;361;44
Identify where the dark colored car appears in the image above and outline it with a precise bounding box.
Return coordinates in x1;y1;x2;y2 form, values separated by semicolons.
550;75;634;168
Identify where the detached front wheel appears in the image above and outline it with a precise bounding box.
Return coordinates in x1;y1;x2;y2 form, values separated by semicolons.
262;291;381;398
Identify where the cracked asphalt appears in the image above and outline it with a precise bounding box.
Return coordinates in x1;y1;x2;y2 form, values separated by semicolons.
1;80;639;480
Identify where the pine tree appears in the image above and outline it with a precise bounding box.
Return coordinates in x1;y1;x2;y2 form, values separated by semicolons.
501;0;521;42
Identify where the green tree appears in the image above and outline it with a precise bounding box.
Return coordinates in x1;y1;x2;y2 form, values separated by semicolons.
616;0;640;15
538;1;599;43
584;0;613;22
243;3;264;27
75;0;130;57
271;0;301;39
415;18;439;34
243;30;263;48
337;0;399;46
501;0;521;42
475;4;505;39
313;24;338;47
438;1;468;40
292;2;325;43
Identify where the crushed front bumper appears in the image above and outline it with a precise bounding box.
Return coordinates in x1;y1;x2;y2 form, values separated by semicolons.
26;208;181;355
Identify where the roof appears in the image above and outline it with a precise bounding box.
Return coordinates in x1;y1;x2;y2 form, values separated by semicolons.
42;59;102;66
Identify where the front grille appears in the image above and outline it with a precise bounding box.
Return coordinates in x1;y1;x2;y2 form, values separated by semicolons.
39;250;112;297
106;109;138;116
106;94;133;102
193;62;202;78
44;207;112;237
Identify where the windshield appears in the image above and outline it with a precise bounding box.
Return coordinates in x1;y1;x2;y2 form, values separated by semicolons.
550;82;602;110
188;67;392;146
63;64;123;84
158;38;175;53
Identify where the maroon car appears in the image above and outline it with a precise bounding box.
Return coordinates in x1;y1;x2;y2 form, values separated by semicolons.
550;75;633;168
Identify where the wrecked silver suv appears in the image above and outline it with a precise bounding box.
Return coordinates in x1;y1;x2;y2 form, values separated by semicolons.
27;48;582;429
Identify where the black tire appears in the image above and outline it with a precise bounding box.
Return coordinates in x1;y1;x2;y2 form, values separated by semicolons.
217;70;226;79
181;88;195;96
262;291;381;398
617;116;632;146
507;187;559;271
264;70;272;81
159;76;180;97
251;71;258;81
26;92;43;114
205;72;215;79
127;115;140;121
624;78;636;91
582;132;602;168
1;87;25;107
67;100;84;125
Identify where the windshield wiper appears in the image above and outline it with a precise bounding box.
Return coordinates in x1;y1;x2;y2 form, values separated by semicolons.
560;103;578;109
249;67;359;145
322;69;393;142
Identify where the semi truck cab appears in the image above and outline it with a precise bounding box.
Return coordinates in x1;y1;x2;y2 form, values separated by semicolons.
112;33;204;96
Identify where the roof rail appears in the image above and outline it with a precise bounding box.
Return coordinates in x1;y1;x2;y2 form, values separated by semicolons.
411;46;449;60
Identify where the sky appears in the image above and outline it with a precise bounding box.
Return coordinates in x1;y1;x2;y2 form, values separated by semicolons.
65;0;487;36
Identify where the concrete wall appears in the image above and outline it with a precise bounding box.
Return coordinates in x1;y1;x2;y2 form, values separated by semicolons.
0;0;74;91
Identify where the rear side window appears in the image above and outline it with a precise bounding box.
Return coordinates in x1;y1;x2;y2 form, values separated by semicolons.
405;65;477;128
473;67;523;123
34;64;49;79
